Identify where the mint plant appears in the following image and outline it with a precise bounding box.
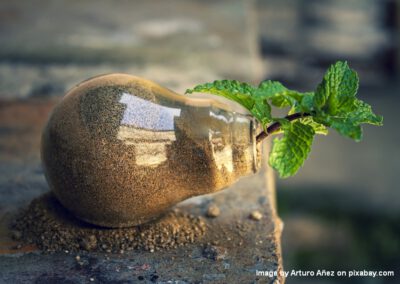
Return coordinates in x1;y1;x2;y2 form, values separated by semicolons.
186;61;383;178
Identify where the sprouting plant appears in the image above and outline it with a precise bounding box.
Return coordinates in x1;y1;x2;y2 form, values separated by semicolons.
186;61;383;178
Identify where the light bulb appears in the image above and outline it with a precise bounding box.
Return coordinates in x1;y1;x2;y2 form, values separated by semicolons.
41;74;261;227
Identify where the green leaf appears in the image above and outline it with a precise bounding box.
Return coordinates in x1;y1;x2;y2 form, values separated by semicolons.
288;100;327;135
291;92;315;113
256;80;288;98
314;61;359;114
315;99;383;141
269;121;315;178
251;98;272;129
257;80;292;107
299;92;315;113
186;80;273;127
186;80;256;110
256;80;303;108
269;91;304;108
326;116;362;141
351;99;383;126
300;116;328;135
269;94;290;107
313;83;328;110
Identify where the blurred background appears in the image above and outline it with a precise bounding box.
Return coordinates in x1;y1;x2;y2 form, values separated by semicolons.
0;0;399;283
259;1;400;284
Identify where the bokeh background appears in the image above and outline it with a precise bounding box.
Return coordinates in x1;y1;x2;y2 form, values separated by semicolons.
0;0;399;283
259;1;400;284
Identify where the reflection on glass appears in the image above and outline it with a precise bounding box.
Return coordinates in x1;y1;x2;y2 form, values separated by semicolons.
117;92;181;167
119;92;181;130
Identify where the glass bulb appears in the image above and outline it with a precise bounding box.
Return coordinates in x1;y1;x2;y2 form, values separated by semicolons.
41;74;261;227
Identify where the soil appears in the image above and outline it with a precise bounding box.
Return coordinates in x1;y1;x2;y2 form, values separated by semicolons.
11;193;206;253
202;244;227;260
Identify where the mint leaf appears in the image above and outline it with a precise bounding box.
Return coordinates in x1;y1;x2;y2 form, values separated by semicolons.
311;61;381;141
299;92;315;113
186;80;256;110
256;80;293;107
288;99;327;135
186;80;273;128
319;115;362;141
299;116;328;135
269;90;304;108
316;99;382;141
256;81;305;108
314;61;358;114
259;82;315;112
251;98;272;128
256;80;287;98
288;92;315;113
269;121;315;178
351;99;383;126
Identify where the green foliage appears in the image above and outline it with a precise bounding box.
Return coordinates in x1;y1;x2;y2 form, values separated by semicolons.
269;121;315;178
312;63;383;141
186;80;272;128
314;61;359;114
186;61;383;178
299;116;328;136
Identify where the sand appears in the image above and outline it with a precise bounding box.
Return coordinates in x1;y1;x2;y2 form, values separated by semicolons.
11;193;206;253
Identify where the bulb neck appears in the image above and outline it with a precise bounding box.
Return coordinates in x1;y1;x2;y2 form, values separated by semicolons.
200;111;261;194
230;115;261;177
250;118;262;173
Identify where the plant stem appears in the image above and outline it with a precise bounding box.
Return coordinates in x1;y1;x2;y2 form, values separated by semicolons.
256;112;311;143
